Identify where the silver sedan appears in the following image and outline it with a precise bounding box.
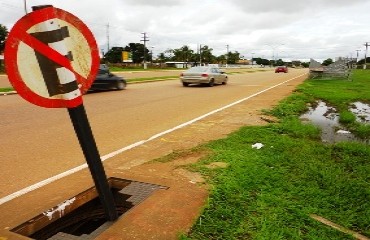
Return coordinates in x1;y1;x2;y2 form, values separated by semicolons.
180;66;228;87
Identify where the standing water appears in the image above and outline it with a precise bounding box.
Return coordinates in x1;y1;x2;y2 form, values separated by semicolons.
350;102;370;124
300;101;359;144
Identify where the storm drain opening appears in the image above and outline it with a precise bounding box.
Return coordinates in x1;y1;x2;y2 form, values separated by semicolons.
11;178;167;240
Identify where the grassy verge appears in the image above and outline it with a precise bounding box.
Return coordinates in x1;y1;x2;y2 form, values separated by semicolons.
109;66;179;72
0;87;14;92
126;75;178;83
181;69;370;239
298;70;370;138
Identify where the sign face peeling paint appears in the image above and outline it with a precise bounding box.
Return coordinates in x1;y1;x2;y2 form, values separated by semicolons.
4;6;99;108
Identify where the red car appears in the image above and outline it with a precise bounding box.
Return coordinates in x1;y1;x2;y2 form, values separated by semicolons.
275;66;288;73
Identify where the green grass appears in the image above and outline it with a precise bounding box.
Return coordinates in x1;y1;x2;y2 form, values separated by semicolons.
300;70;370;109
180;69;370;239
299;70;370;138
108;66;179;72
0;87;14;92
126;75;178;82
184;127;370;239
339;111;356;124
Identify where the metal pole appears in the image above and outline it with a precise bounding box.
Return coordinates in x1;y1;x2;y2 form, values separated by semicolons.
107;23;110;52
24;0;28;13
356;50;361;63
226;44;229;68
141;32;149;69
68;105;118;221
364;42;369;69
31;5;118;222
199;44;202;65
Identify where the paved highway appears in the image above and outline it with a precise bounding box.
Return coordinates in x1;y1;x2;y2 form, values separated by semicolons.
0;69;308;199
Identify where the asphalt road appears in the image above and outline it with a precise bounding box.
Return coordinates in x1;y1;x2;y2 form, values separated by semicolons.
0;69;307;200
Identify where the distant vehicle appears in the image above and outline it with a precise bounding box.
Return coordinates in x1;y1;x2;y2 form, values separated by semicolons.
180;66;228;87
90;64;127;91
275;66;288;73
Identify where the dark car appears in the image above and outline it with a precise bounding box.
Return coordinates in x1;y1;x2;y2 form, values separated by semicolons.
90;64;127;90
275;66;288;73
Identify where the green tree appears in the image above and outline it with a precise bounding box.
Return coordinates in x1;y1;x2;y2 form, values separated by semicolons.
322;58;333;66
275;58;285;66
104;47;125;63
170;45;194;67
216;55;226;64
124;43;150;63
301;62;309;68
255;57;270;66
357;57;370;65
227;51;241;64
200;45;215;64
157;52;168;63
0;24;9;53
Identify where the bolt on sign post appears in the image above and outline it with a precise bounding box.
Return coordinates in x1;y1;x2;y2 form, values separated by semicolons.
4;5;118;221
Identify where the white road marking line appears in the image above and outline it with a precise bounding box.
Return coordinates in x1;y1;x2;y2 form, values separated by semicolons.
0;73;307;205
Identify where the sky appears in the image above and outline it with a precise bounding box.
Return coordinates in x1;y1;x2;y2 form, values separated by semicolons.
1;0;370;62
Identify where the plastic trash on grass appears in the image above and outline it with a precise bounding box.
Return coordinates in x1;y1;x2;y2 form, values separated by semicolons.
252;143;264;149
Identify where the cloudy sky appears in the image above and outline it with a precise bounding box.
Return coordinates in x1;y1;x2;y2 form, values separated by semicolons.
1;0;370;62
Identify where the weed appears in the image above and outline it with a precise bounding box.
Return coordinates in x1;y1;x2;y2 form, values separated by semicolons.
339;110;356;124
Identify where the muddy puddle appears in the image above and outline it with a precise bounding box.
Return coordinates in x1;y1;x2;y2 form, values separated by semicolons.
300;101;369;144
350;102;370;124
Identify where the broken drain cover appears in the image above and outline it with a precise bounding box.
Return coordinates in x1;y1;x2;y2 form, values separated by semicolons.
11;178;167;240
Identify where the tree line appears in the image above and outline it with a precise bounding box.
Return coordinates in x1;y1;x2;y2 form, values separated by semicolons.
103;44;244;65
0;24;8;53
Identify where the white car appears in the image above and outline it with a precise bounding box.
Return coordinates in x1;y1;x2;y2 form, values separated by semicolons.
180;66;228;87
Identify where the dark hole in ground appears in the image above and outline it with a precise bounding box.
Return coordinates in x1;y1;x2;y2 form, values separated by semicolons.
30;188;131;239
11;178;166;240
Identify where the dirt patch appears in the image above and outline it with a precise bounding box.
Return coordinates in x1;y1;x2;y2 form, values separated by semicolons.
206;162;229;169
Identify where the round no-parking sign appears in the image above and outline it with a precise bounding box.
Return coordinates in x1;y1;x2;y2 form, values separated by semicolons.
5;6;99;108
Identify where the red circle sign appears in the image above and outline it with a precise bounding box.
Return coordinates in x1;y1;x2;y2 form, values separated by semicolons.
4;6;99;108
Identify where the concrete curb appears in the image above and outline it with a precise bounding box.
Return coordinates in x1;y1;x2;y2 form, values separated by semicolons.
0;91;17;96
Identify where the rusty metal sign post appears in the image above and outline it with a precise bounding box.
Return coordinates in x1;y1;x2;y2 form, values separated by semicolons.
4;5;118;221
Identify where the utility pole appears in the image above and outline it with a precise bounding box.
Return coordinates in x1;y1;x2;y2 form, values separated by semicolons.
226;45;229;68
364;42;369;69
356;49;361;63
151;46;155;64
141;32;149;69
106;23;110;53
23;0;28;14
199;44;202;66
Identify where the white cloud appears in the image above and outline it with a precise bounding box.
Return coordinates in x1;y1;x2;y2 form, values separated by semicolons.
1;0;369;60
